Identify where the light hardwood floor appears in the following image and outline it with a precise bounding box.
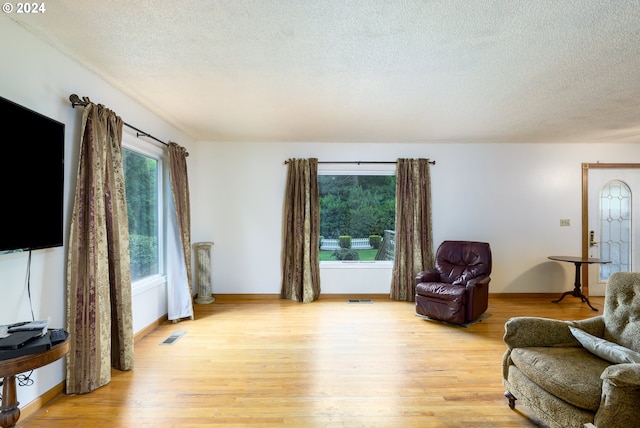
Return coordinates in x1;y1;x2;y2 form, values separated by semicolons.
18;294;604;427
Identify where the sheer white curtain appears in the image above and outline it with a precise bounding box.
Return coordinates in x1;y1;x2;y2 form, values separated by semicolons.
166;196;193;321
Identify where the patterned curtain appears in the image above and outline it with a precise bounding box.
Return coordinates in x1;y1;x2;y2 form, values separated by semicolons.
390;158;434;301
281;158;321;303
66;101;134;394
167;142;194;320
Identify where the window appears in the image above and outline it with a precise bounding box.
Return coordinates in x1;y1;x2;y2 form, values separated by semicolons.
318;171;395;262
122;137;164;283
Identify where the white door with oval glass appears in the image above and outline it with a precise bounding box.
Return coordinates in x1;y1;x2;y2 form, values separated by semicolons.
587;167;640;296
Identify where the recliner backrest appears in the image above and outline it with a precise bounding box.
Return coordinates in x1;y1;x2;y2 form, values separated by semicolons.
603;272;640;352
434;241;492;285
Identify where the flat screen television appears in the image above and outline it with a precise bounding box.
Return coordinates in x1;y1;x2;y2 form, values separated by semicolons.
0;96;65;252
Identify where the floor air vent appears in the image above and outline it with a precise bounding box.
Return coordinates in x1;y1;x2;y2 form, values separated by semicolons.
160;330;186;345
346;299;373;304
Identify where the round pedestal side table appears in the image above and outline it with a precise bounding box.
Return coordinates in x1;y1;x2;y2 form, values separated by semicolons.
0;333;69;428
193;242;215;304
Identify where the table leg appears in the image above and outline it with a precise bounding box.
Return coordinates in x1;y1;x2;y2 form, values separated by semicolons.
0;375;20;428
551;262;598;311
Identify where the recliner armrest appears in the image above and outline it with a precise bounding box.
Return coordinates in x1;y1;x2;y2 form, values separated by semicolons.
415;269;440;284
466;275;490;288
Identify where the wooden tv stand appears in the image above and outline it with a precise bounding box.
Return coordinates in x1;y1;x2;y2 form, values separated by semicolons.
0;332;69;428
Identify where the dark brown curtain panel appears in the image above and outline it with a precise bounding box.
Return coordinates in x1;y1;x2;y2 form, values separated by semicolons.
390;158;434;301
66;101;134;394
281;158;321;303
168;142;194;321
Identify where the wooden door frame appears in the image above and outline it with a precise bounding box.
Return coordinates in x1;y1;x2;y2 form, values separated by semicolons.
581;163;640;295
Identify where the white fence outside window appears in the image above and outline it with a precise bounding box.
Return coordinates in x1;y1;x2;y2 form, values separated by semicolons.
320;238;373;251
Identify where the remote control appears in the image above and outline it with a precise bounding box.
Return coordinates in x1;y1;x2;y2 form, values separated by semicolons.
48;329;67;345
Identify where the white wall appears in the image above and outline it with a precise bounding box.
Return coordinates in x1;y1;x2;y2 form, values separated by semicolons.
189;141;640;296
0;15;193;409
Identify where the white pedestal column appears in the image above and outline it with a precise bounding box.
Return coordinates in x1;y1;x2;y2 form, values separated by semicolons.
194;242;215;304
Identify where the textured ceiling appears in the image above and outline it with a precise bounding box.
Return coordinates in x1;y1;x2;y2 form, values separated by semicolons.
9;0;640;143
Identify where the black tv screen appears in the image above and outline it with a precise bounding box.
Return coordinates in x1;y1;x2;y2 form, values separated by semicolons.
0;96;65;252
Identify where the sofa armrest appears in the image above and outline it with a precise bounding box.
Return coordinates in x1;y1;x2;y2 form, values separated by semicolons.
503;317;582;349
502;317;581;382
602;363;640;386
415;269;440;284
502;316;606;382
594;364;640;428
571;316;605;337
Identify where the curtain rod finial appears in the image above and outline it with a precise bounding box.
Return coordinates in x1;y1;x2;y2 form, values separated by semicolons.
69;94;91;108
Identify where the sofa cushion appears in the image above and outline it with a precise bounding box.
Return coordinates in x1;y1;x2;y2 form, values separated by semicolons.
510;347;611;411
569;326;640;364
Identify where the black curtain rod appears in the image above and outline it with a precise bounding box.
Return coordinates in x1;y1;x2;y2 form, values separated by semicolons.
284;159;436;165
69;94;169;147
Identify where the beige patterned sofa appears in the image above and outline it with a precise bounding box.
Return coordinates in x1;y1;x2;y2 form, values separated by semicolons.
502;272;640;428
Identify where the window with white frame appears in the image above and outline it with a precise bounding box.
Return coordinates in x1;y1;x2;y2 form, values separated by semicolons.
318;168;396;263
122;134;165;284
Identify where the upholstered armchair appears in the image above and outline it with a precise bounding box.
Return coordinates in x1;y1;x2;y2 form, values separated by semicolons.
503;272;640;428
415;240;492;324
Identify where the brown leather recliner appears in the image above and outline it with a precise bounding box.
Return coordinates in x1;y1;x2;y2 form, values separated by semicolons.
415;240;492;324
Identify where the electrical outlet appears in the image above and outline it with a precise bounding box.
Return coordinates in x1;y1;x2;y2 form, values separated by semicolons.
560;219;571;227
